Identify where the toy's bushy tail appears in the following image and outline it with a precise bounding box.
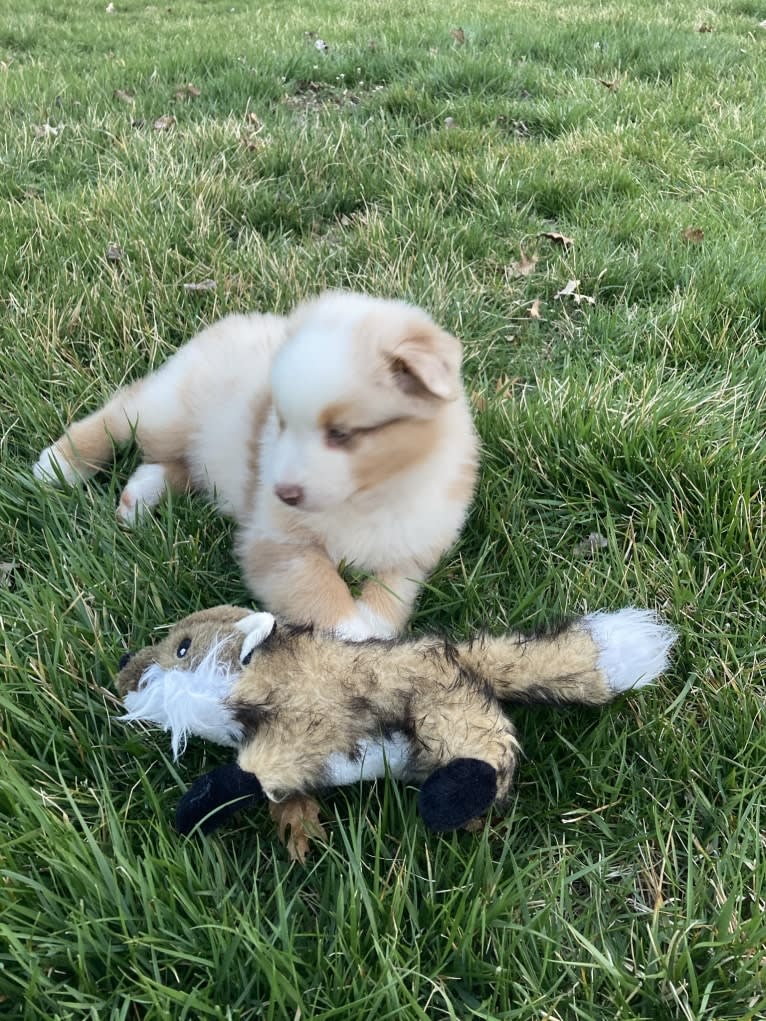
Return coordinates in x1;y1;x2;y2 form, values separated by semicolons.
456;608;677;706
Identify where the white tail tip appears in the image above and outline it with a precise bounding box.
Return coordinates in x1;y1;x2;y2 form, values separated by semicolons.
584;608;677;692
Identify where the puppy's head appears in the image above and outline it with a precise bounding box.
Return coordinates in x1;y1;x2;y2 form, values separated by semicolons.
268;291;463;512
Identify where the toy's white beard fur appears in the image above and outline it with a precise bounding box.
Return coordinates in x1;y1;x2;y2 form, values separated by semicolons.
118;639;243;758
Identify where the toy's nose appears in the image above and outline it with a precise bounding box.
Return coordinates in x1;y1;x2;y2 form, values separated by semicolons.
274;484;304;507
118;652;133;670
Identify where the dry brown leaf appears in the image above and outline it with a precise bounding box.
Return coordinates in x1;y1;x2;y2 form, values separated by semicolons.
106;243;124;262
269;798;327;863
509;248;538;277
174;82;201;101
471;390;486;412
462;815;486;832
528;298;542;319
33;123;62;138
182;279;216;292
152;114;175;131
541;230;574;248
681;226;704;243
575;532;608;557
555;279;579;298
451;27;466;45
113;88;134;103
555;279;595;306
241;132;268;150
0;562;17;589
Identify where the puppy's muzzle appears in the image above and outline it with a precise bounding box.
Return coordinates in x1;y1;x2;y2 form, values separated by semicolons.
274;484;304;507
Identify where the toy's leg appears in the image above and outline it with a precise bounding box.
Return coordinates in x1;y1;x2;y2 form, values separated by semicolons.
419;758;499;832
176;763;264;835
415;700;520;832
269;798;327;864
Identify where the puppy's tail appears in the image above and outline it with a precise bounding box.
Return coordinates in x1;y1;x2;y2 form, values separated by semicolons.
34;381;147;484
456;608;677;706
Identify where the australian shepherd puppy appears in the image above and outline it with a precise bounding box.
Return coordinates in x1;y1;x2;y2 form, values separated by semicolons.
34;291;479;641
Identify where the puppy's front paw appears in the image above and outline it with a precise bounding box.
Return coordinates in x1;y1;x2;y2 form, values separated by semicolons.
33;444;79;486
334;602;397;642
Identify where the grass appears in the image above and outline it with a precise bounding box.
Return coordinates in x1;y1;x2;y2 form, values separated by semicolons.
1;0;765;1017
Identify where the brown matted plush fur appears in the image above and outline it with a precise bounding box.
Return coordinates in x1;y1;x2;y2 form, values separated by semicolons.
116;604;677;844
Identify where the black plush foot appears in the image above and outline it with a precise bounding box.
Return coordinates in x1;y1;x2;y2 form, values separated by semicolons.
418;758;497;832
176;763;264;836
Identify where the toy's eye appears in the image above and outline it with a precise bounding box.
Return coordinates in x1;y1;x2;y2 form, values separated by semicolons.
176;638;192;659
325;426;354;448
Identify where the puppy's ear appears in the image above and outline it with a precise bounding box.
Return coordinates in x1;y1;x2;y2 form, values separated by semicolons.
236;612;277;665
389;327;462;401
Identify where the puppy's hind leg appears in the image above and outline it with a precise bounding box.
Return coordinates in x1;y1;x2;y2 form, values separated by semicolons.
117;459;191;525
34;380;148;485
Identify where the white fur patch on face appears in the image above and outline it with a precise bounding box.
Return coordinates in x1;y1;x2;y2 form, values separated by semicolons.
268;323;360;510
118;640;242;758
271;325;357;428
324;731;412;786
584;608;678;692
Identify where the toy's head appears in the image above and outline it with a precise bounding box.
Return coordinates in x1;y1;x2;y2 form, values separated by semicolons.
115;605;276;757
116;606;276;695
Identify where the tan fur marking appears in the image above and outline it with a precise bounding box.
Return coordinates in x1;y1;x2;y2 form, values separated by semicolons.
50;380;145;476
318;402;354;431
358;568;426;634
242;394;273;512
240;538;357;628
161;459;192;494
351;416;441;494
447;458;479;505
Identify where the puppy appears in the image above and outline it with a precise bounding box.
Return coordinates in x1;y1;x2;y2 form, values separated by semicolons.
34;291;478;641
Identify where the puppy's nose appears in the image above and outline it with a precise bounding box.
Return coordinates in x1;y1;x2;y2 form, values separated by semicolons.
274;484;304;507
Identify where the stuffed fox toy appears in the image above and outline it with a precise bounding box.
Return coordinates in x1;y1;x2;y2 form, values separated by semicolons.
116;606;676;837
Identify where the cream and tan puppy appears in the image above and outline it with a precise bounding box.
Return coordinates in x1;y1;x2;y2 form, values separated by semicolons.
34;291;478;640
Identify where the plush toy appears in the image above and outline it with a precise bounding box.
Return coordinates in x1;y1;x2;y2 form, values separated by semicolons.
116;606;676;839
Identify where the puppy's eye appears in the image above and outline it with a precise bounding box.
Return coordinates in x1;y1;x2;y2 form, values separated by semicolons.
325;426;354;448
176;638;192;658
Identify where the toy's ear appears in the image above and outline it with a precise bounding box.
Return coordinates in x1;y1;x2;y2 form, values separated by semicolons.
236;612;277;665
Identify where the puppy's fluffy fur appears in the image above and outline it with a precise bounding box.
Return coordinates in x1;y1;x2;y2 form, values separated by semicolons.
34;291;478;640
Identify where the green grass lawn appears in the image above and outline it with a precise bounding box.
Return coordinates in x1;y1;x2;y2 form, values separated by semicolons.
1;0;765;1017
